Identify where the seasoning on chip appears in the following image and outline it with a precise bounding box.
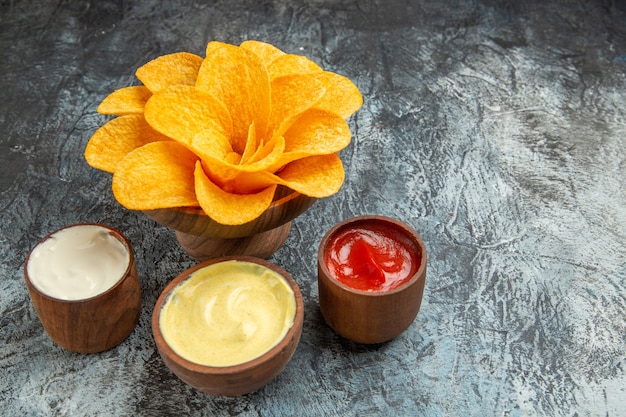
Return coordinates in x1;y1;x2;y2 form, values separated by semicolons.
85;40;362;225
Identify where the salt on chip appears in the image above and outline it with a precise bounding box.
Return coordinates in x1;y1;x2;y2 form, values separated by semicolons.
112;141;199;210
136;52;203;94
196;42;271;154
97;86;151;115
194;161;277;225
144;85;232;146
85;114;170;173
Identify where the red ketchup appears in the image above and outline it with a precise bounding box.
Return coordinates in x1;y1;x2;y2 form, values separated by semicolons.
324;223;421;292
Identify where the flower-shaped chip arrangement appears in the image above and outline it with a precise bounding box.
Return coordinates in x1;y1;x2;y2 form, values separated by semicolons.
85;40;362;225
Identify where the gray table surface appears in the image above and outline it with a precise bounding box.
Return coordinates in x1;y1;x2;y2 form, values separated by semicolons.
1;1;625;416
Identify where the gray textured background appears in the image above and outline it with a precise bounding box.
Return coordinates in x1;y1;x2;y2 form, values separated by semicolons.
1;1;625;416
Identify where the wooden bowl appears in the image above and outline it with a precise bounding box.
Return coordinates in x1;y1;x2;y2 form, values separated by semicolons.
144;186;316;260
317;215;427;344
23;223;141;353
152;256;304;396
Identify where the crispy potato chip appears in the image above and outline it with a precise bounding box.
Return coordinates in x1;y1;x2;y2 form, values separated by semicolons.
136;52;203;94
88;40;361;225
188;126;233;161
268;74;326;137
272;153;345;197
192;130;284;190
239;123;259;165
240;40;285;65
311;72;363;119
222;153;344;197
97;86;151;115
267;54;322;80
282;108;351;154
144;85;232;145
194;161;277;225
248;135;285;165
85;115;170;173
196;42;271;153
112;141;199;209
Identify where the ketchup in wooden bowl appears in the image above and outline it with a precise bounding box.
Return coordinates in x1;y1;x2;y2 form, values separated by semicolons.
318;215;427;344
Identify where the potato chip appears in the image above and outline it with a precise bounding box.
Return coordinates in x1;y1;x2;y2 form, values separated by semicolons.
240;40;285;65
85;115;170;173
112;141;199;210
194;161;277;225
267;54;322;80
136;52;203;94
272;153;345;197
87;40;363;225
239;122;259;165
192;130;284;191
280;108;351;158
144;85;232;146
268;74;326;137
196;42;271;153
97;86;152;115
222;153;344;197
311;72;363;119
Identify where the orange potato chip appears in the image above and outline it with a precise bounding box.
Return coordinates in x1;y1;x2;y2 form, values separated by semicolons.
194;161;277;225
278;108;351;161
239;122;259;165
112;141;199;209
224;153;344;197
248;135;285;166
144;84;232;146
267;54;322;80
273;153;345;197
268;74;326;137
196;42;271;153
97;86;151;115
188;126;233;161
240;40;285;65
87;40;362;225
192;130;284;191
311;72;363;119
135;52;203;94
85;114;170;173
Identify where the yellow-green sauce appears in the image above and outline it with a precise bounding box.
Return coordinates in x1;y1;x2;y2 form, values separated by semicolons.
159;260;296;367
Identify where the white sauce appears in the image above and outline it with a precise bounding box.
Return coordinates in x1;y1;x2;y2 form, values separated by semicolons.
27;225;130;300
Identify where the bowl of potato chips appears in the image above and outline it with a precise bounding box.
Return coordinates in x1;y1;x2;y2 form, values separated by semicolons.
85;40;362;259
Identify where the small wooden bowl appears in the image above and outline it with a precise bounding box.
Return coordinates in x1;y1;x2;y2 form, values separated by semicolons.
23;223;141;353
317;215;427;344
152;256;304;396
144;186;316;260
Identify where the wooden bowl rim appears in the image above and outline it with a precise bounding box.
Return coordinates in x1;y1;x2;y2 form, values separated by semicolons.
24;223;135;303
152;256;304;376
161;186;306;217
143;187;317;239
318;214;428;297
